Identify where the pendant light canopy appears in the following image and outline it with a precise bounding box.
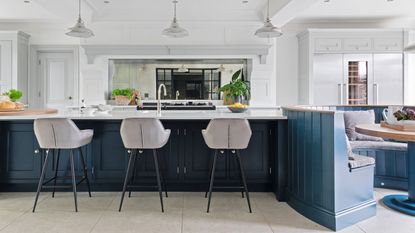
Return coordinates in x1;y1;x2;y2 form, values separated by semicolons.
66;0;94;38
217;64;226;72
177;64;189;72
255;0;282;38
162;0;189;38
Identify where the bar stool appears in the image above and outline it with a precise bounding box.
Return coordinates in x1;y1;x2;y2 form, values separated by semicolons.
202;118;252;213
119;118;170;212
33;118;93;212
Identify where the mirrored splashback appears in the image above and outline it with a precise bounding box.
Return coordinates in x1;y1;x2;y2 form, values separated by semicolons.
108;59;250;100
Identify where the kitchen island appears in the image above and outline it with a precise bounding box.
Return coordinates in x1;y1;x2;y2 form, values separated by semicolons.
0;108;287;199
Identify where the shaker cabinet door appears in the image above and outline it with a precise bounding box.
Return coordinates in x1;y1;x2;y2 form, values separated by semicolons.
0;123;41;183
312;54;344;105
373;54;403;105
0;40;12;93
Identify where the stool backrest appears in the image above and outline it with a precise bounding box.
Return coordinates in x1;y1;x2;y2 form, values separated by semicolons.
34;118;82;149
120;118;170;149
202;118;252;149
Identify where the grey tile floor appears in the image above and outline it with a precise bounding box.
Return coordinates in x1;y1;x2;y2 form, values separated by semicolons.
0;188;413;233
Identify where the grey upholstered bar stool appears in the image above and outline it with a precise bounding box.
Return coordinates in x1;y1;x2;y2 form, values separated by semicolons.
33;118;93;212
119;118;170;212
202;118;252;213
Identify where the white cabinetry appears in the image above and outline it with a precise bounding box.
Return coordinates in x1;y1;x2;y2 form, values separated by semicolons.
0;31;30;103
298;29;404;105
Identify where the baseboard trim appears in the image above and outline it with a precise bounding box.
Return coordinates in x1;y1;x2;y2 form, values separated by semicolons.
287;192;376;231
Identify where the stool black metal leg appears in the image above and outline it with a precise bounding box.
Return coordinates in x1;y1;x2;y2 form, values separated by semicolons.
153;149;164;212
236;150;252;213
205;150;214;198
69;150;78;212
119;151;134;212
33;149;50;213
79;147;92;198
233;151;244;198
159;152;168;198
207;149;218;213
52;149;61;198
128;150;138;198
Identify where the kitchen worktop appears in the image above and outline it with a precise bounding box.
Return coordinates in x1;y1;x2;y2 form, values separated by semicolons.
0;108;286;120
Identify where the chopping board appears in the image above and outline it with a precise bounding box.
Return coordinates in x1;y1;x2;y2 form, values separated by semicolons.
380;121;415;132
0;108;58;116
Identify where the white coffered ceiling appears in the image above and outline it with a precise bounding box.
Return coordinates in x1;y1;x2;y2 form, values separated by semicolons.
294;0;415;23
0;0;414;26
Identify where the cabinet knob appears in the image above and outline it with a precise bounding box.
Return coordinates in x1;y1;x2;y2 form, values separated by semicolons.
127;150;131;154
34;149;39;154
68;96;73;100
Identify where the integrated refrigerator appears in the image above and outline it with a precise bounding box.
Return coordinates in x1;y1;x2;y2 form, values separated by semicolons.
312;53;403;105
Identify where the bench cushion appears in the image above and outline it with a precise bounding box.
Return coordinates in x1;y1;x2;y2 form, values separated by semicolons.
350;141;407;151
349;154;376;169
345;135;376;169
343;110;384;142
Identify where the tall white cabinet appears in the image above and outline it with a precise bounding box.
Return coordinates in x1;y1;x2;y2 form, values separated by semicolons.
0;31;30;103
298;29;404;105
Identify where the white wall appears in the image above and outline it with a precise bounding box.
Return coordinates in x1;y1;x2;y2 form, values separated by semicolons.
1;21;403;107
0;21;278;107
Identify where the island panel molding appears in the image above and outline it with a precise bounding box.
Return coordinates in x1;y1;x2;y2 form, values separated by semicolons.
82;44;272;64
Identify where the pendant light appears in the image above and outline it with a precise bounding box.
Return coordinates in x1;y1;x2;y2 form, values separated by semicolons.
405;43;415;52
66;0;94;38
162;0;189;38
178;64;189;72
255;0;282;38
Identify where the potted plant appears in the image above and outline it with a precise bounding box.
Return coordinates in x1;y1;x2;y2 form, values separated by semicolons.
218;69;250;105
112;88;134;105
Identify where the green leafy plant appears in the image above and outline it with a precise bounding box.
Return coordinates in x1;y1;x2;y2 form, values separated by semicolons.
218;69;250;99
2;89;23;102
111;88;134;99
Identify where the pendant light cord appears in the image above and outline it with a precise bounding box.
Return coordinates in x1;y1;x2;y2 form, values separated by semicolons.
174;1;177;19
78;0;82;19
267;0;270;19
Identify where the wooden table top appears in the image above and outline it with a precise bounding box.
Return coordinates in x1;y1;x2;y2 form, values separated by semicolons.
355;124;415;142
0;108;58;116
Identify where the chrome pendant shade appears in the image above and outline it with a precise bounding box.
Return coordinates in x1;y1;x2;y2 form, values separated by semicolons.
66;0;94;38
162;1;189;38
255;0;282;38
405;43;415;52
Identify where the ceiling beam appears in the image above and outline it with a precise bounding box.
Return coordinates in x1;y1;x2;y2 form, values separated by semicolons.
260;0;320;27
34;0;95;23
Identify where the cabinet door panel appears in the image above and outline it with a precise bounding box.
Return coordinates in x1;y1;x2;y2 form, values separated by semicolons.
343;38;372;51
373;54;403;105
230;123;270;181
183;122;226;182
92;123;127;182
0;123;40;182
315;38;342;52
374;38;402;51
133;123;180;182
313;54;344;105
0;40;12;93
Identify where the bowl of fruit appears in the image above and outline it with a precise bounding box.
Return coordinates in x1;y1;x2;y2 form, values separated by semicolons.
393;108;415;125
227;102;248;113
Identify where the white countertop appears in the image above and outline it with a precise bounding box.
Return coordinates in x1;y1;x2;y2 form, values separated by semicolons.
0;108;286;120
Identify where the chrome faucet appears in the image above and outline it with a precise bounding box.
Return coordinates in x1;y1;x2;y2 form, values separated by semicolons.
175;90;180;100
157;84;167;116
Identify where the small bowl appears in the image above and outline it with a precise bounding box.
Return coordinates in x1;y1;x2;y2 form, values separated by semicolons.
228;106;248;113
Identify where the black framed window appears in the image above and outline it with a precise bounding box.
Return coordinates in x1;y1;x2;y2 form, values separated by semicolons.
156;68;221;100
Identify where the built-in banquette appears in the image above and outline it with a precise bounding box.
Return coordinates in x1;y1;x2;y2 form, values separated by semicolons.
282;105;409;231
